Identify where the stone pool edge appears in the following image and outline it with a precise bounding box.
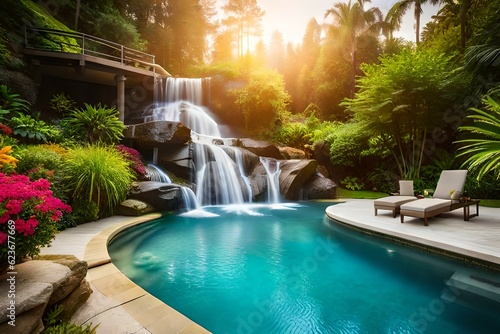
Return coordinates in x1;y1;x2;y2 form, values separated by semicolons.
325;202;500;272
83;214;212;334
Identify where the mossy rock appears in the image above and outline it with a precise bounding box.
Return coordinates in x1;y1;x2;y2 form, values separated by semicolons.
118;199;155;216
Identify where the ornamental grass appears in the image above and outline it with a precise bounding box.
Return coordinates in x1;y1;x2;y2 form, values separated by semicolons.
62;145;134;222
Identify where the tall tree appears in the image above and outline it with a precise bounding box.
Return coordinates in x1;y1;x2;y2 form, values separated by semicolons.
342;49;462;179
268;31;285;71
324;0;383;97
222;0;265;57
386;0;443;44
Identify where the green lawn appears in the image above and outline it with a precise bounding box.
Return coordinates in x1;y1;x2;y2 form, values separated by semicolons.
338;188;388;199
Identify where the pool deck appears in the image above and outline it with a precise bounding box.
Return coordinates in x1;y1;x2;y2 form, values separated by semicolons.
40;199;500;333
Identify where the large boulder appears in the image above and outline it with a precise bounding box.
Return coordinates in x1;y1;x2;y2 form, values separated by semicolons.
124;120;191;145
279;160;318;200
57;279;93;321
0;256;91;333
249;164;269;201
0;280;52;334
279;146;307;159
301;172;338;200
119;199;156;216
239;139;283;159
128;181;192;212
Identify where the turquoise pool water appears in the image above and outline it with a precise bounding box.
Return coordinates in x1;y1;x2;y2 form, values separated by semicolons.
108;202;500;333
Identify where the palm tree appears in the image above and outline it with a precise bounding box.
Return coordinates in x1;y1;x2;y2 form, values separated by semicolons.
324;0;383;97
386;0;442;44
434;0;479;53
464;21;500;81
456;88;500;180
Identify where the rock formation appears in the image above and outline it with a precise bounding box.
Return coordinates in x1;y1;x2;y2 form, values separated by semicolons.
0;255;91;334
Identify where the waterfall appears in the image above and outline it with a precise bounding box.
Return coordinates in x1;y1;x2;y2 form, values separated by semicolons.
260;157;281;203
149;77;253;206
146;164;171;183
180;187;199;210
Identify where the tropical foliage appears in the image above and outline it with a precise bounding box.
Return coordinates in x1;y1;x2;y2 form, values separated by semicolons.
62;104;125;145
342;48;462;179
0;84;30;121
232;70;291;132
456;88;500;180
9;114;60;143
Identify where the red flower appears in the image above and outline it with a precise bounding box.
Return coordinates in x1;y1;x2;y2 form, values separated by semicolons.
0;124;12;136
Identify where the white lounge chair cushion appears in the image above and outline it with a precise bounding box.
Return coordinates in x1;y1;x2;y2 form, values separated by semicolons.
374;196;417;207
433;170;468;199
400;198;451;213
399;180;414;196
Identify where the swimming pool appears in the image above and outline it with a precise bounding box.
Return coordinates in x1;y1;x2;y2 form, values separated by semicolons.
108;202;500;333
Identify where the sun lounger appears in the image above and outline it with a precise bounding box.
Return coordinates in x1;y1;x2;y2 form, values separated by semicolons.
374;180;417;218
400;170;468;226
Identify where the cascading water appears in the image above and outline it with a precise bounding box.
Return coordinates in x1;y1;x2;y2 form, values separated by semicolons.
145;164;172;183
148;77;258;206
260;157;281;203
145;164;198;211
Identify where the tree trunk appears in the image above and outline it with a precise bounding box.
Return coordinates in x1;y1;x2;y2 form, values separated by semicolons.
74;0;81;30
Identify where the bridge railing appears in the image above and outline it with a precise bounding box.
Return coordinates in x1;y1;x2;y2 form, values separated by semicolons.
24;27;157;73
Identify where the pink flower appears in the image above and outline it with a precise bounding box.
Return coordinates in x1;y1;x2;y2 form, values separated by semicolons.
0;214;10;224
6;199;23;215
14;217;38;236
0;231;7;244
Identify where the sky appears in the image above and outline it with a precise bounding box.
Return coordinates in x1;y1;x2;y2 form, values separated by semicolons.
216;0;441;46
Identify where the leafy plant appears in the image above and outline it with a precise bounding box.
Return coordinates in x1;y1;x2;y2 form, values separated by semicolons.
341;176;365;191
62;145;134;222
43;322;99;334
43;304;99;333
0;84;30;122
456;88;500;180
367;167;398;194
49;93;77;115
342;48;463;179
62;104;125;144
9;114;60;143
0;173;71;273
231;69;291;133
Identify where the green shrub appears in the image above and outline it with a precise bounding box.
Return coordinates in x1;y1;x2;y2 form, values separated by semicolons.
341;176;364;191
14;144;69;208
9;114;60;143
62;104;125;145
62;145;133;222
50;93;77;115
43;322;99;334
367;167;398;194
0;84;30;122
43;304;99;333
15;144;65;175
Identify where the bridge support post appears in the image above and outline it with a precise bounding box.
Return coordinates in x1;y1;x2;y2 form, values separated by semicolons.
115;74;127;122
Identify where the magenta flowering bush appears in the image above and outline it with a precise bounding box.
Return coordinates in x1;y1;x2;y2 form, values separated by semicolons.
0;172;71;272
115;144;147;178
